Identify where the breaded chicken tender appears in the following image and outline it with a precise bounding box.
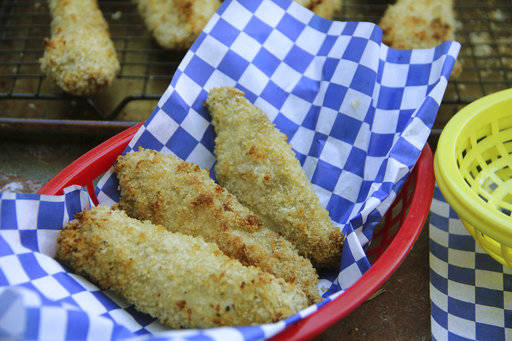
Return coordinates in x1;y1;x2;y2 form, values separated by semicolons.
115;149;320;304
57;206;308;328
205;87;343;269
40;0;120;96
133;0;221;49
294;0;342;19
379;0;461;76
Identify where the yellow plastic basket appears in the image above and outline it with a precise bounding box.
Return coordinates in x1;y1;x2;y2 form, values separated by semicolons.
435;88;512;267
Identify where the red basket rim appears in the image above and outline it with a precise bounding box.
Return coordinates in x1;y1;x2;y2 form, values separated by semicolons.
38;124;434;341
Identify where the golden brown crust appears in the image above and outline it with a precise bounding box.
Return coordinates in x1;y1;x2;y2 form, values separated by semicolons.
115;149;321;304
294;0;342;19
133;0;221;49
379;0;461;77
135;0;340;49
40;0;120;95
205;87;344;269
56;206;308;328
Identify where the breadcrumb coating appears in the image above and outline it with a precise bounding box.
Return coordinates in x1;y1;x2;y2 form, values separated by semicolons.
57;206;308;328
294;0;342;19
379;0;461;76
115;149;320;304
40;0;120;96
205;87;344;269
134;0;221;49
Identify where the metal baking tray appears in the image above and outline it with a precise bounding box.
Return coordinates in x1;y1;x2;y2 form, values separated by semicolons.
1;0;511;139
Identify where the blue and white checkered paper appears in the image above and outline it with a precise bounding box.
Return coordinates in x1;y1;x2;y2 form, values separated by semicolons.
430;187;512;341
1;0;459;339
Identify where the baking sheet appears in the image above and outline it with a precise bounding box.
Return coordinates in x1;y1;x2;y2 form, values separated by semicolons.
0;0;510;130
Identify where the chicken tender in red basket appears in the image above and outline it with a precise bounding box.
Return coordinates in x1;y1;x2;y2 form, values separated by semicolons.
115;149;320;304
205;87;344;269
57;206;308;328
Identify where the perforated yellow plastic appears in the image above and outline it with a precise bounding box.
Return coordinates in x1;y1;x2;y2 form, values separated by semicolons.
435;88;512;267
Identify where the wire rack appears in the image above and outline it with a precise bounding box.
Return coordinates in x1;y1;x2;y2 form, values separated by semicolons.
0;0;511;132
0;0;181;124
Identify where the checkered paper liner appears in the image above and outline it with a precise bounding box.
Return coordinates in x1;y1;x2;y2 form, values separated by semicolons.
0;0;459;339
430;187;512;341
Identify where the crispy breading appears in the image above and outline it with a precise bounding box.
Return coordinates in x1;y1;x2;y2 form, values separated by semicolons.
115;149;320;304
57;206;308;328
135;0;340;50
133;0;221;49
294;0;342;19
379;0;461;76
205;87;344;269
40;0;120;96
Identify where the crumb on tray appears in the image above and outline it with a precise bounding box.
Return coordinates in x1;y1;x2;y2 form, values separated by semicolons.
490;9;506;21
470;32;493;57
111;11;122;20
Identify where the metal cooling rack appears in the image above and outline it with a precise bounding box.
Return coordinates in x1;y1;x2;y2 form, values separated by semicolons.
0;0;511;136
0;0;181;127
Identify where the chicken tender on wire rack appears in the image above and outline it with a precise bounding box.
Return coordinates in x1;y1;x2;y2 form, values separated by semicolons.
379;0;461;76
133;0;221;49
294;0;342;19
115;149;320;304
40;0;120;96
205;87;344;269
57;206;308;328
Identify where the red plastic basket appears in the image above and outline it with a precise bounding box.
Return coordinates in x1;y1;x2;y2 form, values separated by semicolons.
38;123;435;340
